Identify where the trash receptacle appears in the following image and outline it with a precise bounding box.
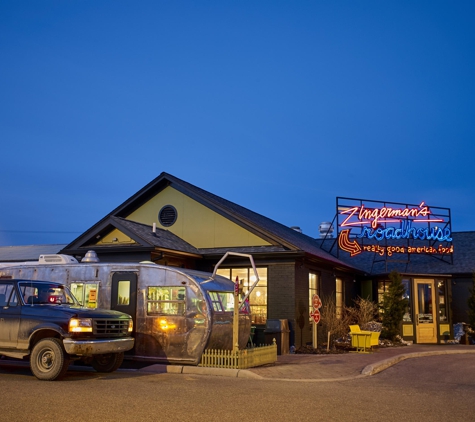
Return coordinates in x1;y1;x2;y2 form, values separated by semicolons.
264;319;290;355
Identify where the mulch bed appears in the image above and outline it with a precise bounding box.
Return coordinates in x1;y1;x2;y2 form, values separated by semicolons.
294;338;409;354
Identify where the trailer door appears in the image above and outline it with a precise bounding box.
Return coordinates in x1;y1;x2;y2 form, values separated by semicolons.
110;272;137;329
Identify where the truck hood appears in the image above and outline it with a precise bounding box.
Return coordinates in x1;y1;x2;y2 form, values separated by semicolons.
22;304;132;319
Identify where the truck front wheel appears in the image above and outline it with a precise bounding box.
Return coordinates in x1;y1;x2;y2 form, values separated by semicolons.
30;338;70;381
91;352;124;373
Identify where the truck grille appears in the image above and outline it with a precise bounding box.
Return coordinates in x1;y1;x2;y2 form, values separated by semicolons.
93;319;130;336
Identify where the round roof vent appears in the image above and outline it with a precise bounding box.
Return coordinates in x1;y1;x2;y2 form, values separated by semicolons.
158;205;177;227
81;250;100;263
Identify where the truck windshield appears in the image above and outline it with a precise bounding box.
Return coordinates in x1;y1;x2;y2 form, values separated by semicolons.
19;282;79;305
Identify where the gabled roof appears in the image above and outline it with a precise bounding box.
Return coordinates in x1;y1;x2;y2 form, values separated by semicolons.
62;172;357;271
62;215;200;256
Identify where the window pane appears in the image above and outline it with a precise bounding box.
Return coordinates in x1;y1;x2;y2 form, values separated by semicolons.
118;280;130;305
336;278;343;319
216;269;231;279
218;292;234;312
0;284;15;306
9;289;18;306
147;286;186;315
70;283;84;305
309;272;319;321
402;279;412;322
232;268;249;292
437;279;447;322
216;267;267;324
417;283;433;322
85;284;99;308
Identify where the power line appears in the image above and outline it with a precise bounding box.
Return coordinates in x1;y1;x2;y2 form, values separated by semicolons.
0;230;82;234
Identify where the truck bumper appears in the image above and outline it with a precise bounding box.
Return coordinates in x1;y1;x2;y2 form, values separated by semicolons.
63;337;135;356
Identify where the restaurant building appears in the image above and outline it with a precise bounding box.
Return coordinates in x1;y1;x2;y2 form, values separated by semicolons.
3;172;474;348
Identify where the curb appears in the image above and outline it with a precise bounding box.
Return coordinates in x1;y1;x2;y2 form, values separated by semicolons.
361;349;475;376
135;348;475;381
137;364;263;379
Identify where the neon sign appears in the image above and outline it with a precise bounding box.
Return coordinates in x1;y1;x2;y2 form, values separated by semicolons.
336;198;453;258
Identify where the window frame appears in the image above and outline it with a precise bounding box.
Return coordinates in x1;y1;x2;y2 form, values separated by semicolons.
146;286;186;316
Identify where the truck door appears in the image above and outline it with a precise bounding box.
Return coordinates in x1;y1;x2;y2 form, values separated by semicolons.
0;282;20;349
110;272;137;330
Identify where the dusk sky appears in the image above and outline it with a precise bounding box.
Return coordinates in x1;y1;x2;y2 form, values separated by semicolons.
1;1;474;247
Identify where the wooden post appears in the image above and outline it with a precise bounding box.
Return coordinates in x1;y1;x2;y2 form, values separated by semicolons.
233;276;239;353
312;321;318;349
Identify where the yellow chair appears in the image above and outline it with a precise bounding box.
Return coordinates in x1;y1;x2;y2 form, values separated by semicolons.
349;325;380;353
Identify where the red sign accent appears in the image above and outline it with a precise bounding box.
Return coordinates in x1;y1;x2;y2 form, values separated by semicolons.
310;309;321;324
312;294;322;310
311;294;322;324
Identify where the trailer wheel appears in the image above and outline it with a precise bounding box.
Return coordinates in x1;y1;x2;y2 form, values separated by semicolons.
30;338;70;381
91;352;124;373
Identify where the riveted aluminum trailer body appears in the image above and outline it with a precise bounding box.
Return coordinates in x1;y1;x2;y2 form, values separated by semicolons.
0;262;251;365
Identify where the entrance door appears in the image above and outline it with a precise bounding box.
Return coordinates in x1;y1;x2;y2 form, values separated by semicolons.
110;272;137;329
414;279;437;343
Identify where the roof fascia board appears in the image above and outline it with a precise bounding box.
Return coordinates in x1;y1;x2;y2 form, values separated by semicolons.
62;173;173;250
63;217;152;251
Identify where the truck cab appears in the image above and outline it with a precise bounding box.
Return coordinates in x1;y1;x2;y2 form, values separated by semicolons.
0;279;134;380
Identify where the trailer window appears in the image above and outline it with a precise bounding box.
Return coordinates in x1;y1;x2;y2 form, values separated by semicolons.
70;282;99;308
147;287;186;315
208;292;234;312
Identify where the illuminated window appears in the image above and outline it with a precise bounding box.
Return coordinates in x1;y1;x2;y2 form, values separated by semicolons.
378;280;390;306
70;282;99;308
402;279;412;322
117;280;130;305
437;279;447;322
147;286;186;315
216;267;268;324
208;291;234;312
309;272;319;320
379;278;412;321
336;278;343;319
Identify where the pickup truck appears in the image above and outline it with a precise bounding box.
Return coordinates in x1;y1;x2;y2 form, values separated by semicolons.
0;279;134;380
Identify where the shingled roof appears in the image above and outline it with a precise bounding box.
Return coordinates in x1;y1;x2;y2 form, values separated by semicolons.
109;217;200;255
320;231;475;276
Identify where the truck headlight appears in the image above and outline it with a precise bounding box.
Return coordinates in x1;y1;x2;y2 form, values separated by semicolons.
128;319;133;332
69;318;93;333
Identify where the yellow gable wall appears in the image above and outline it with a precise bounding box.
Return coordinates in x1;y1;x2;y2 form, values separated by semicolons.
96;228;137;245
126;186;271;248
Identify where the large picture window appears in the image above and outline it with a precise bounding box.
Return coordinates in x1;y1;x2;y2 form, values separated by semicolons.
309;272;319;321
147;286;186;315
379;278;412;322
216;267;267;324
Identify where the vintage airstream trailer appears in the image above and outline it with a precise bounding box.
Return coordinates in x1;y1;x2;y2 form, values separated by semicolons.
0;252;251;365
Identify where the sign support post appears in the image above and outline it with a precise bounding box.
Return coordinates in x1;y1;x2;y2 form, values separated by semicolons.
310;294;322;349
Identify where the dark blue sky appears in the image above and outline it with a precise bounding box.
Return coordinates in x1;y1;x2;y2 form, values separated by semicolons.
1;1;474;246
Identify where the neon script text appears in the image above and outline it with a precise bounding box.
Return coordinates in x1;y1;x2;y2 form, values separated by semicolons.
341;201;443;229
